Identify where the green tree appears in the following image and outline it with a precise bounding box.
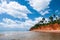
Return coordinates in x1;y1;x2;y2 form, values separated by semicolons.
39;20;43;24
39;17;45;24
57;18;60;24
42;17;45;22
53;14;57;23
42;17;45;24
49;16;53;23
32;22;41;28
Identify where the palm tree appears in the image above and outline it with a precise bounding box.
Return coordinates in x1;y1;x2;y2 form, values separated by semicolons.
53;14;57;23
42;17;45;24
58;13;60;24
39;18;45;24
42;17;45;21
49;16;53;24
39;20;43;24
57;17;60;24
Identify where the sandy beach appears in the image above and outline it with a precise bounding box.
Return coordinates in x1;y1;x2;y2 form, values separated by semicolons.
0;31;60;40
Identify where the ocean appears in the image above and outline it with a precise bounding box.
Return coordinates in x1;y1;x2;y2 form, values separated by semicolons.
0;31;60;40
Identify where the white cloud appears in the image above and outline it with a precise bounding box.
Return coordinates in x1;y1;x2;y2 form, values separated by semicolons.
0;0;31;19
0;16;49;30
40;10;49;15
27;0;51;15
0;18;27;28
0;0;50;30
0;17;43;29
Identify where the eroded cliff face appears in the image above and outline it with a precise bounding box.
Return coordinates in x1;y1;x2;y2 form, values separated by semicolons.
30;23;60;31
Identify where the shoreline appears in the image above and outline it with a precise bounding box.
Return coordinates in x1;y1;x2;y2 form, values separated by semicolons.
31;30;60;33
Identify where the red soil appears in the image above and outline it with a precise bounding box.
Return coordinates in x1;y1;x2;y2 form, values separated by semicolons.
30;23;60;31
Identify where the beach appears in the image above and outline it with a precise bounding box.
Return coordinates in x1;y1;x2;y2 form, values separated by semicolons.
0;31;60;40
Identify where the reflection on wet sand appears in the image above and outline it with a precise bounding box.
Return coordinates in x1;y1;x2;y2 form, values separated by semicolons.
0;31;60;40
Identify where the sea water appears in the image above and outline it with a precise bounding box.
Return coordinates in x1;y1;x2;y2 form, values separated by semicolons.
0;31;60;40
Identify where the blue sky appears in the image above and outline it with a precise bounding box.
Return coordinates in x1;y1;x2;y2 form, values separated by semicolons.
0;0;60;31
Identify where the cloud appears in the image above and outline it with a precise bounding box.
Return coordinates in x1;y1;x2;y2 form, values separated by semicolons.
55;10;60;17
0;0;31;19
0;18;28;28
0;17;43;29
40;10;49;15
27;0;51;15
0;0;50;30
0;16;49;30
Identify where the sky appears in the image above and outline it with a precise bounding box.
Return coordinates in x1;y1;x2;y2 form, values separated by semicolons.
0;0;60;31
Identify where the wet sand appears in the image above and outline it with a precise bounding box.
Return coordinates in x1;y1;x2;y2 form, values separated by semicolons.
0;31;60;40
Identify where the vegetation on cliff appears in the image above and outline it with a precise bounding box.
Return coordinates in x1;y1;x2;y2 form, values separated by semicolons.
30;14;60;31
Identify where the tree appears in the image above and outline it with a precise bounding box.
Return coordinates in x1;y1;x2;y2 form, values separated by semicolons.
38;17;45;24
34;24;39;28
42;17;45;22
49;16;53;23
42;17;45;24
57;17;60;24
39;20;43;24
53;14;57;23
